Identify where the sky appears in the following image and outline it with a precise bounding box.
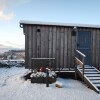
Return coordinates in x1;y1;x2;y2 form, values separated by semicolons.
0;0;100;49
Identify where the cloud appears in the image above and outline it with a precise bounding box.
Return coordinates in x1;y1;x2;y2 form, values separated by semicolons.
0;0;32;10
0;11;15;21
0;0;31;21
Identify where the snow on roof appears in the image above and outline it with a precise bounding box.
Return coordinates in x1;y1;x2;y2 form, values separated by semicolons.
20;20;100;28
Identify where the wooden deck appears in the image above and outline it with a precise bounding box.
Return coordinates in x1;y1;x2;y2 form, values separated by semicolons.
54;68;74;72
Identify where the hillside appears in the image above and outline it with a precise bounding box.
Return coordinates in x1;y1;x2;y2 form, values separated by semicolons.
0;44;23;54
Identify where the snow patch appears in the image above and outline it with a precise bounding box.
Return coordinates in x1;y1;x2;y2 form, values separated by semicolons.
0;67;100;100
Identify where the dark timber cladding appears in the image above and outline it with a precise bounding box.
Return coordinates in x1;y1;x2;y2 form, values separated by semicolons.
20;21;100;70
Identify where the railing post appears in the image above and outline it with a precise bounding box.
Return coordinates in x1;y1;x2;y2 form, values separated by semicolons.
46;68;49;87
75;49;86;82
75;62;77;79
74;49;77;79
82;57;85;82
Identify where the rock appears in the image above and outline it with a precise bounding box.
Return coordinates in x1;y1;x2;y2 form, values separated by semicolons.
55;81;63;88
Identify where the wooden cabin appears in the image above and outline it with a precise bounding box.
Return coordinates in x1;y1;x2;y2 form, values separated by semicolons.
20;20;100;71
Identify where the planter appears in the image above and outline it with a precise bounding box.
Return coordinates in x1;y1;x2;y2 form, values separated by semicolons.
30;70;57;83
31;77;56;84
31;77;44;83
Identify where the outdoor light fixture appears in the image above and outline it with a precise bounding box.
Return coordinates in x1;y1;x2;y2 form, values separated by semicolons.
36;29;40;32
72;26;77;36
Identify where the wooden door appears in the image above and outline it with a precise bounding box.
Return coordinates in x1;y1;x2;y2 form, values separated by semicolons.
77;31;91;65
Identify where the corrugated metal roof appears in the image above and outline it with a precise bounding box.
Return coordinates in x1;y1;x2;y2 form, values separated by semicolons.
19;20;100;28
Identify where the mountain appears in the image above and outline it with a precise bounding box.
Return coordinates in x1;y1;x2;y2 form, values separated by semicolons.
0;44;24;54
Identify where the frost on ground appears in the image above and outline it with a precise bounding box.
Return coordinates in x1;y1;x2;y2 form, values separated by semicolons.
0;67;100;100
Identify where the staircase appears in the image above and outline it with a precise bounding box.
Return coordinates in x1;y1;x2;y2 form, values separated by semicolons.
77;65;100;93
75;49;100;93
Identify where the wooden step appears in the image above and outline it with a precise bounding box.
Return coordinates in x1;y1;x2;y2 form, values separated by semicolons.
84;72;100;74
84;73;100;76
79;65;92;67
89;77;100;80
94;84;100;88
80;69;97;71
85;68;94;69
91;80;100;84
80;69;97;72
92;82;100;84
84;65;92;67
86;74;100;77
79;67;94;69
78;66;93;68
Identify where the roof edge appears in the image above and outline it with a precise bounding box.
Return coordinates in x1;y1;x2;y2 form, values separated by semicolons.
19;20;100;29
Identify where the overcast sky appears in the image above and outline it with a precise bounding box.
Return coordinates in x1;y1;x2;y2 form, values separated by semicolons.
0;0;100;49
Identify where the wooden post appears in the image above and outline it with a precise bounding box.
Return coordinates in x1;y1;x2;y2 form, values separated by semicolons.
46;68;49;87
54;59;56;71
82;57;85;82
74;27;78;79
74;49;78;79
75;49;86;81
75;64;77;80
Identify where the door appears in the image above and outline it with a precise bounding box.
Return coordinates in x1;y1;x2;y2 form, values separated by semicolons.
77;31;91;65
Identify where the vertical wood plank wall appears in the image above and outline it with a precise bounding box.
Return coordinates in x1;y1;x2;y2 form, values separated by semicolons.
23;24;100;70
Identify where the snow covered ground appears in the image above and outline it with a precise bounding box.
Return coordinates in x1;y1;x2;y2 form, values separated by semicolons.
0;67;100;100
